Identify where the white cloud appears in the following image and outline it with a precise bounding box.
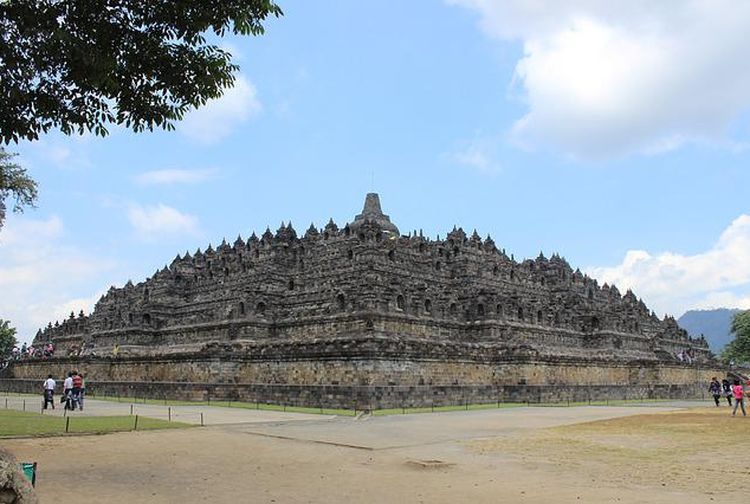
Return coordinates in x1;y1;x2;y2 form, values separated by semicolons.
450;135;502;173
0;216;116;343
46;291;107;328
22;133;94;170
127;203;200;239
135;168;217;186
587;214;750;317
179;75;262;144
449;0;750;158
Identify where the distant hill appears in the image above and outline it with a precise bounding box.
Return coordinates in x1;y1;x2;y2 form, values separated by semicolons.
677;308;742;353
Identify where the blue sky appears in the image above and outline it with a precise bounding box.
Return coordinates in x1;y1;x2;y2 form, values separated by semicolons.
3;1;750;342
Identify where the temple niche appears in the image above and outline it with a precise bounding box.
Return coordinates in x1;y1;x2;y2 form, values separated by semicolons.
34;193;709;364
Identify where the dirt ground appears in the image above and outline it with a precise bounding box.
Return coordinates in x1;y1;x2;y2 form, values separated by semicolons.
2;403;748;503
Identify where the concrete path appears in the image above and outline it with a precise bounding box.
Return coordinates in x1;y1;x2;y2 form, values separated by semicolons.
234;404;691;450
0;394;331;425
1;393;709;441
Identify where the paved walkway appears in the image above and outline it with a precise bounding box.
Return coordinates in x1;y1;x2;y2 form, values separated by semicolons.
235;404;693;450
1;393;709;442
0;394;331;425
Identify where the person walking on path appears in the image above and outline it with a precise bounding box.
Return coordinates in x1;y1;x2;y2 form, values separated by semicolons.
709;377;722;407
731;380;746;417
77;373;86;411
62;372;74;410
722;379;733;406
71;371;83;411
42;374;56;410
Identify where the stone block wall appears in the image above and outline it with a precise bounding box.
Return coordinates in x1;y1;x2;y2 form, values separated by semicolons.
3;351;722;409
0;378;712;410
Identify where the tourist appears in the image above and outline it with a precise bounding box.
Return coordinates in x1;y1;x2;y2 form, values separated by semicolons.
722;379;733;406
731;380;746;417
709;377;722;407
42;374;56;410
62;372;74;410
78;373;86;411
71;371;83;411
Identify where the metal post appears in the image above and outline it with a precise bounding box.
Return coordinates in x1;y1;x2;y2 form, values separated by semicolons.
130;404;134;415
168;406;172;422
200;412;204;426
22;399;25;411
134;415;139;431
65;416;70;433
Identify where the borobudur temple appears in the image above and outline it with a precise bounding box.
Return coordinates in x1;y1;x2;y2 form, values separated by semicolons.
6;194;718;408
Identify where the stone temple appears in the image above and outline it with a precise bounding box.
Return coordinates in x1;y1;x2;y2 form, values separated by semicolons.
8;194;715;408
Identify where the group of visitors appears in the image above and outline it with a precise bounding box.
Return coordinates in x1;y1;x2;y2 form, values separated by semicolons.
9;342;55;361
42;370;85;411
66;340;96;358
709;377;747;416
676;348;695;363
2;342;51;371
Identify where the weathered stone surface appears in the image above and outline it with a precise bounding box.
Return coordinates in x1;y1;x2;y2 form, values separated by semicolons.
32;193;708;361
0;450;37;504
8;193;714;407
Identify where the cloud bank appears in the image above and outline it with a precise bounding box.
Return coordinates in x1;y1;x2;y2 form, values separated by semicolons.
587;214;750;317
449;0;750;158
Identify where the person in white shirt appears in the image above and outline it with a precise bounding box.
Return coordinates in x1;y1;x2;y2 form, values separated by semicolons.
63;372;74;410
43;374;56;410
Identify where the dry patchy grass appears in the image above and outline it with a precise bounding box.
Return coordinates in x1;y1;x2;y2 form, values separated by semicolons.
469;408;750;495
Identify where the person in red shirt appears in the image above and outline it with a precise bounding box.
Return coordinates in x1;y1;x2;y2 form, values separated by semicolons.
71;371;83;411
731;380;746;417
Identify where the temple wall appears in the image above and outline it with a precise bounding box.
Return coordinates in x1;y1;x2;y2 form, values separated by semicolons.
4;354;720;409
51;312;682;363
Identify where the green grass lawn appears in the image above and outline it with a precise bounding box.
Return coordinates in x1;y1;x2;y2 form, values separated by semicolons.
0;409;191;438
